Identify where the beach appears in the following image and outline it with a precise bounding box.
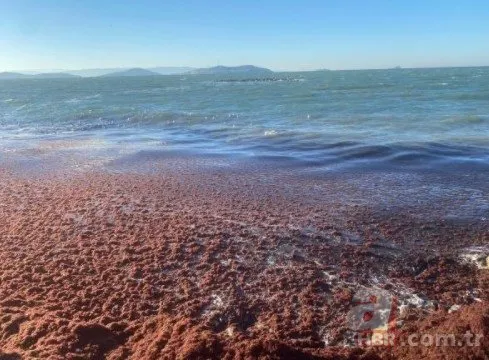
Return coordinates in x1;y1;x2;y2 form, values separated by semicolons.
0;150;488;359
1;68;488;358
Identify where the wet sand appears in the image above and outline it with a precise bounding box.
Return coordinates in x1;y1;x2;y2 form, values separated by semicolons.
0;154;488;359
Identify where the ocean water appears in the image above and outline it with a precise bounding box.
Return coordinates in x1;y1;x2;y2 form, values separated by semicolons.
1;67;489;171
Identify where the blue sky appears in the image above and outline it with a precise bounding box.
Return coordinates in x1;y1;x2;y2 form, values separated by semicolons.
0;0;488;71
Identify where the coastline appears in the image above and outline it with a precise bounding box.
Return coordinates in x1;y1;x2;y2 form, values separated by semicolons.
0;153;488;359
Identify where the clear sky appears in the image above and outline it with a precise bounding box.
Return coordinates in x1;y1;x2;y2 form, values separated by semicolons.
0;0;488;72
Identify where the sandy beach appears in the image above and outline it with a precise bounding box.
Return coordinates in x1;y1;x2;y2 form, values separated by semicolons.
0;153;488;359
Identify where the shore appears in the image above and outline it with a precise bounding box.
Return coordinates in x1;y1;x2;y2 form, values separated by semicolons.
0;153;488;359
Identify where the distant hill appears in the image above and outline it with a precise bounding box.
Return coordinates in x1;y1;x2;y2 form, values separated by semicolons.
1;66;273;79
101;68;162;78
147;67;195;75
67;68;130;77
187;65;274;75
32;72;80;79
0;72;79;80
0;72;29;79
66;67;193;77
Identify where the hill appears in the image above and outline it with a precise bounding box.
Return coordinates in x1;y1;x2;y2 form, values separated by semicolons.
0;72;29;79
147;67;195;75
101;68;162;77
187;65;273;75
32;73;80;79
66;67;193;77
0;72;80;80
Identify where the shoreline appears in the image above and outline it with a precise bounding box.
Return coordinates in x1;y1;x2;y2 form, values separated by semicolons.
0;156;488;359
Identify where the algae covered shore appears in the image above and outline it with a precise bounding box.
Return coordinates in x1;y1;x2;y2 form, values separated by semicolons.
0;152;488;359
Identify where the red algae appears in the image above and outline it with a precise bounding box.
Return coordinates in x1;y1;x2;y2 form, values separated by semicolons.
0;166;488;359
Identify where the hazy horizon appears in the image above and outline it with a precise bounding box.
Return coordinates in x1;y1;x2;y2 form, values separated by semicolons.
3;64;489;76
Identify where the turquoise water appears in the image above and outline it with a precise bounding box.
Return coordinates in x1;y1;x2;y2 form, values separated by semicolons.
1;67;488;170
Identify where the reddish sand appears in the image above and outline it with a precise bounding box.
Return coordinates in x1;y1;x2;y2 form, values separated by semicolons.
0;163;488;359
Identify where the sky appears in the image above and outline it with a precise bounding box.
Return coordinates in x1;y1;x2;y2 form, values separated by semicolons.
0;0;488;72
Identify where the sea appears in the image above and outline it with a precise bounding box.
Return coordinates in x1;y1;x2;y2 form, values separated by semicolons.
1;67;488;172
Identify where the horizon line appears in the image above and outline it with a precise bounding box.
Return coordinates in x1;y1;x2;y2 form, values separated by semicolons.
2;64;489;75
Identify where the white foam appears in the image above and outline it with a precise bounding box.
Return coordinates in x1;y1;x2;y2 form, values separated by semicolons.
460;246;489;269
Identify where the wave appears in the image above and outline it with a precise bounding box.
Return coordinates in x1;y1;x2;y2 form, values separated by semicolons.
447;92;489;101
65;94;101;104
237;140;489;170
329;83;396;91
214;77;305;84
441;115;487;125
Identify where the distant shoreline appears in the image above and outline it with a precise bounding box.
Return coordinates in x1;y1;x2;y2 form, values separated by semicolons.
2;64;489;79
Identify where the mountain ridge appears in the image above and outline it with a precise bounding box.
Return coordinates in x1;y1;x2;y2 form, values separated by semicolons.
0;72;80;80
0;65;275;79
187;65;274;75
100;68;162;77
0;72;28;79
